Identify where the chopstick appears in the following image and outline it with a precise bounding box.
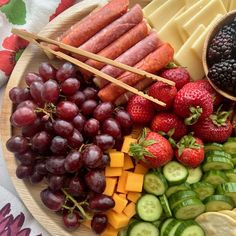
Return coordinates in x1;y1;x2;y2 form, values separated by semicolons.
14;31;166;107
12;29;175;86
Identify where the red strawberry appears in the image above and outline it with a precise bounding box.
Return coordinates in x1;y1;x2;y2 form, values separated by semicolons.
174;82;213;125
148;81;177;110
160;66;190;90
175;134;204;168
192;108;233;143
129;129;174;168
151;112;187;141
192;79;223;107
126;95;155;124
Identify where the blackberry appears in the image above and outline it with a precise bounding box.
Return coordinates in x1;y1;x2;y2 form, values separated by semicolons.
208;59;236;96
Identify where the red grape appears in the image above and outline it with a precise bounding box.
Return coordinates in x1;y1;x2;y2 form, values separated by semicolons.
30;171;44;183
16;164;34;179
85;170;106;193
93;102;113;122
81;100;97;116
84;118;100;137
56;62;76;82
31;131;51;153
64;151;83;173
56;101;78;120
115;109;133;129
25;72;43;86
83;87;97;100
46;156;66;175
50;136;68;154
9;87;31;104
68;176;85;197
61;78;80;95
67;129;83;149
35;161;48;175
93;134;115;151
48;175;65;192
89;194;115;212
98;154;110;169
38;62;56;81
15;150;36;166
73;113;86;132
102;118;121;138
68;91;85;107
40;188;65;211
22;118;43;137
53;119;74;137
91;214;108;234
43;120;55;135
82;145;103;169
30;81;44;105
63;212;80;230
17;100;37;110
41;79;60;103
6;135;28;153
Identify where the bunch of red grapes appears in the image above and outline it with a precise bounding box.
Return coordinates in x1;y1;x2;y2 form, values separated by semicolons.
6;61;133;233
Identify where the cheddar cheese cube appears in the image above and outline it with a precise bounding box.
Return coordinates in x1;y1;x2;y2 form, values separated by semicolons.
117;171;129;193
101;224;118;236
107;211;130;229
125;172;144;192
121;136;137;153
127;192;142;203
134;163;148;175
109;151;124;167
103;178;117;196
119;193;127;199
113;193;128;214
123;202;136;218
105;167;123;177
123;154;134;170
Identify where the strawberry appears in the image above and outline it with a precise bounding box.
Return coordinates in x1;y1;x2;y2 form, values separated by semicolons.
175;134;204;168
148;81;177;110
160;66;190;90
126;95;155;124
173;82;213;125
192;108;233;143
151;112;187;141
129;129;174;168
191;79;223;107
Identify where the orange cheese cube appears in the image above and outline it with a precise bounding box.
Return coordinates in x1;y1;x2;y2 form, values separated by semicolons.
119;193;127;199
123;154;134;170
108;149;117;153
113;193;128;214
121;136;137;153
103;178;117;196
134;163;148;175
127;192;141;203
107;211;130;229
125;172;144;192
105;167;123;177
123;202;136;218
109;151;124;167
117;171;129;193
101;224;118;236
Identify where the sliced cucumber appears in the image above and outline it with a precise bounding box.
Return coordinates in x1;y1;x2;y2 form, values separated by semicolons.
169;190;198;209
163;161;188;186
162;219;181;236
144;171;168;196
217;182;236;205
159;194;172;217
223;137;236;154
118;227;127;236
160;219;174;236
202;156;234;172
203;170;229;185
205;150;232;159
173;198;205;220
127;222;159;236
175;220;205;236
204;194;234;211
231;154;236;165
191;182;215;200
204;142;223;152
186;167;202;184
166;183;191;198
136;194;162;221
226;169;236;182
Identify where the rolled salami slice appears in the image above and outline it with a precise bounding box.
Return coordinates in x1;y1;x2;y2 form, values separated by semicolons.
94;31;163;88
82;21;149;78
59;0;129;47
98;43;174;103
73;4;143;61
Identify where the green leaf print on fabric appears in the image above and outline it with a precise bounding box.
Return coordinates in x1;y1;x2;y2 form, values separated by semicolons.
0;0;26;25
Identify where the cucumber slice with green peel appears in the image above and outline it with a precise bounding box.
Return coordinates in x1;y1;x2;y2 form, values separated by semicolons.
204;143;223;152
169;190;198;209
191;182;215;200
173;198;205;220
202;156;234;172
204;194;234;211
186;167;202;184
217;182;236;205
127;222;159;236
144;172;168;196
205;150;232;159
166;183;191;198
231;154;236;165
226;169;236;182
160;219;174;236
163;219;182;236
175;220;205;236
163;161;188;186
203;170;229;185
223;137;236;154
159;194;172;217
118;227;127;236
136;194;163;221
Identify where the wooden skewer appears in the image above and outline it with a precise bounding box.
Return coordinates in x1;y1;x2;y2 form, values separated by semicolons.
12;28;175;86
16;33;166;107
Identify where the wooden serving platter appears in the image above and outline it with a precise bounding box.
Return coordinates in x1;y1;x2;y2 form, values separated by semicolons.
0;0;151;235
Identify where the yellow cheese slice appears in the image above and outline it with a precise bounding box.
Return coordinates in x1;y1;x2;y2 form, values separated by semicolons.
143;0;166;18
174;0;211;41
229;0;236;10
174;25;206;81
147;0;185;31
191;14;223;59
222;0;231;10
185;0;199;8
183;0;227;36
